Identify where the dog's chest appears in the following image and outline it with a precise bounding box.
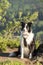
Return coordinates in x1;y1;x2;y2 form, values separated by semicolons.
23;32;34;46
24;47;30;57
23;38;27;47
23;38;30;56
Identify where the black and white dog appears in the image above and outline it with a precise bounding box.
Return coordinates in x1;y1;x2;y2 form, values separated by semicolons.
9;22;35;59
20;22;35;59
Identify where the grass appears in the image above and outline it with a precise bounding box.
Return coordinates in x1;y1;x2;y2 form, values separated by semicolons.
0;60;24;65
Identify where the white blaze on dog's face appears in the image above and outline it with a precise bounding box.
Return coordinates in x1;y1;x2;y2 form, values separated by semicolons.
21;22;32;38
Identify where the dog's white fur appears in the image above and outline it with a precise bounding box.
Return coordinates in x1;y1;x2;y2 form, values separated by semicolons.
26;32;34;45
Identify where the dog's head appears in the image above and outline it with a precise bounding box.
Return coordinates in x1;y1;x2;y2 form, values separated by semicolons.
21;22;32;32
21;22;32;38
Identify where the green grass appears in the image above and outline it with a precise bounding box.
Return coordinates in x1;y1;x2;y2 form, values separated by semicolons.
0;59;42;65
0;60;24;65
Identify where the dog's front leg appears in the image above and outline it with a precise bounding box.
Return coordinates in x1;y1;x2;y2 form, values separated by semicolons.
21;38;24;59
20;34;24;59
21;47;24;59
29;53;32;59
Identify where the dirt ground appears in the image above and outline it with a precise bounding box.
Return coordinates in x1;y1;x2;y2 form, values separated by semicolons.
0;48;43;65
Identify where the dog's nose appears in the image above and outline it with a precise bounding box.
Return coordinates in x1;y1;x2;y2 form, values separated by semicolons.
23;29;25;31
24;27;27;32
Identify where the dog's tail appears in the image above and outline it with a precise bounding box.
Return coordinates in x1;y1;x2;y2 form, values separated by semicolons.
9;51;20;57
9;46;21;57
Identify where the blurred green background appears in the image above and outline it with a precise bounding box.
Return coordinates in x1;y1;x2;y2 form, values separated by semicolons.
0;0;43;51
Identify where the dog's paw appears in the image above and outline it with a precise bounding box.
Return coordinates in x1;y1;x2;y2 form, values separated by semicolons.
29;53;32;59
21;56;24;59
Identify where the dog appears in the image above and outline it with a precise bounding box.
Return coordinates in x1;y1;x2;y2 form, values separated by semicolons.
20;22;35;59
9;22;35;59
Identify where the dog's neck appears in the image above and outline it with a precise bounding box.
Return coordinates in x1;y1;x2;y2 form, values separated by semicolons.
21;30;34;46
21;30;32;38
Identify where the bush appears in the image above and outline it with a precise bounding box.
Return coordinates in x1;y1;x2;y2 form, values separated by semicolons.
35;31;43;49
7;37;20;48
0;36;20;51
0;36;8;51
35;40;40;49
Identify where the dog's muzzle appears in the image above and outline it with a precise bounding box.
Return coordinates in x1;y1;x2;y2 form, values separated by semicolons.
22;32;29;39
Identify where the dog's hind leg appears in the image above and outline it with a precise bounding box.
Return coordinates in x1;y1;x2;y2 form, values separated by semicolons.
29;43;35;59
21;47;24;59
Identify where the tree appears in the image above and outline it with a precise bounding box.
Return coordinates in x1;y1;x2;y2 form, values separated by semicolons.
0;0;11;23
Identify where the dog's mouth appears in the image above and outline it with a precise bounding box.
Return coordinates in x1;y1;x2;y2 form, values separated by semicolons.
23;32;29;35
23;34;28;36
23;33;29;38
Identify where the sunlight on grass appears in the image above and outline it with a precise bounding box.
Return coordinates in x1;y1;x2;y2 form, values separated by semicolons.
0;59;24;65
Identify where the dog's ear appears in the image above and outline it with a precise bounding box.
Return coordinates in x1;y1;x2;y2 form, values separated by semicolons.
21;22;25;26
27;22;32;27
27;22;32;32
21;22;25;30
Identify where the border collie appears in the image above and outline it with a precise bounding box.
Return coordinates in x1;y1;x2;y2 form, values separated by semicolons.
9;22;35;59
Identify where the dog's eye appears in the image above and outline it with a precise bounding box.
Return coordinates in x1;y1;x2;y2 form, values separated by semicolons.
27;22;32;27
26;25;28;29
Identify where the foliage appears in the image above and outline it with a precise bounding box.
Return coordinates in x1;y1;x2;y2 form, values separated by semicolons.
35;31;43;49
0;36;8;51
35;40;40;49
0;60;43;65
29;12;38;22
0;0;43;52
36;31;43;44
0;0;10;22
36;61;42;65
0;9;38;39
0;36;20;51
0;60;24;65
21;11;38;23
7;37;20;48
38;21;43;27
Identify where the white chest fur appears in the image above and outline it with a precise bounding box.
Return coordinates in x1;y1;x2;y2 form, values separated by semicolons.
26;32;34;45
